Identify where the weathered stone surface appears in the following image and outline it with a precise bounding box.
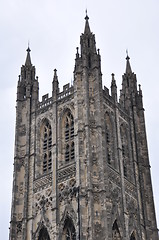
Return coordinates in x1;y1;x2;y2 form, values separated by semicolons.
9;15;158;240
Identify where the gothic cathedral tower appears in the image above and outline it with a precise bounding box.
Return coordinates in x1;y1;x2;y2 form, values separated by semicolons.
10;15;158;240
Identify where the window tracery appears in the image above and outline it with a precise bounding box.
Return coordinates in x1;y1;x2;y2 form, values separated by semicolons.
64;112;74;163
112;220;121;240
120;124;130;178
38;227;50;240
105;113;114;166
41;120;52;174
130;232;136;240
62;217;76;240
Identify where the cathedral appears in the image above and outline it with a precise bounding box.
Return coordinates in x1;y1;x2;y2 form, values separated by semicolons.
10;14;158;240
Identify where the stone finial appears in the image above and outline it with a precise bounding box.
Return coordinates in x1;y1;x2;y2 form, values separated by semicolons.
76;47;79;58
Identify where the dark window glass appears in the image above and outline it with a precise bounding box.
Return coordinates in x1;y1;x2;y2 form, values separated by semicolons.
42;121;52;173
64;113;74;163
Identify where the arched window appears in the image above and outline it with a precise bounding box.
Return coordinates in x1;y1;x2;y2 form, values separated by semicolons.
112;220;121;240
62;217;76;240
71;142;74;160
120;124;130;178
130;232;136;240
41;120;52;174
64;112;74;163
105;113;114;166
38;227;50;240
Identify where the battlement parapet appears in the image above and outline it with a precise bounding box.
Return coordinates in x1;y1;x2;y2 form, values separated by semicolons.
38;94;53;110
37;83;74;112
58;83;74;100
103;86;114;103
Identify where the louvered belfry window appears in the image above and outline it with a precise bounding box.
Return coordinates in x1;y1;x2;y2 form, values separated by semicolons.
42;121;52;173
64;112;74;163
120;125;129;178
105;113;113;165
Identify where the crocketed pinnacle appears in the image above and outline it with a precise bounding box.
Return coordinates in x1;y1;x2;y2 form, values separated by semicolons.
53;69;59;82
111;73;116;85
125;54;132;74
25;47;32;66
84;11;91;34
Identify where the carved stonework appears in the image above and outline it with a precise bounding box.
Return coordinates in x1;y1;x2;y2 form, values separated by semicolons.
16;158;25;171
126;194;137;217
19;124;26;136
18;182;24;196
34;173;52;193
17;213;23;221
92;152;98;165
109;181;121;205
57;163;76;183
34;188;52;215
92;184;99;191
124;179;137;198
93;194;100;203
16;221;22;235
58;178;77;204
94;222;102;238
10;16;158;240
108;167;121;187
19;150;25;158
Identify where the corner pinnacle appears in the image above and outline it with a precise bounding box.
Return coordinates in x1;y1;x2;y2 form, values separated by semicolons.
25;47;32;66
84;10;91;34
125;52;132;74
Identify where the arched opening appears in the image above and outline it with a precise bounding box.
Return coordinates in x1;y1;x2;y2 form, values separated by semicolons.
130;231;136;240
38;227;50;240
40;119;52;174
112;220;121;240
62;217;76;240
105;112;115;167
120;124;130;178
63;111;75;163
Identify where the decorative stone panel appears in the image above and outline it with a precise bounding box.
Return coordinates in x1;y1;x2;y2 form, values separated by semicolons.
34;173;52;193
57;162;76;183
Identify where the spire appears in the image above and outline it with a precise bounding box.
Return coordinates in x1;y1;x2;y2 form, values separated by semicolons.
84;10;91;34
138;84;142;96
25;47;32;66
125;53;132;74
53;69;58;82
52;69;59;98
111;73;117;101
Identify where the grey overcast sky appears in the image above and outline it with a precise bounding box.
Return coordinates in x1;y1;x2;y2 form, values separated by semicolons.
0;0;158;238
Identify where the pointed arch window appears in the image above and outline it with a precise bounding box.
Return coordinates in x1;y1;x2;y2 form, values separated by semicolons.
130;232;136;240
71;142;75;160
112;220;121;240
62;217;76;240
105;113;114;166
120;125;130;178
42;121;52;174
64;112;74;163
38;227;50;240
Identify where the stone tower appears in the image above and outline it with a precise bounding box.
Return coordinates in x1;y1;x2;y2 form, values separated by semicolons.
10;15;158;240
